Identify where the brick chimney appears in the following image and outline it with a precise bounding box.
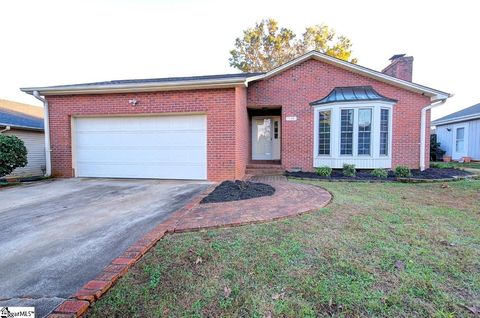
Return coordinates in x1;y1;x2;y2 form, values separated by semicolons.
381;54;413;82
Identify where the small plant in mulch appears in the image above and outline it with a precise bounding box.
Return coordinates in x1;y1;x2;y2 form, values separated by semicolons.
371;169;388;179
200;180;275;204
394;166;412;178
315;166;332;177
342;164;356;177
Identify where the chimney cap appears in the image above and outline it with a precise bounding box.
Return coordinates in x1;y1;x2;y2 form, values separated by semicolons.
389;54;406;61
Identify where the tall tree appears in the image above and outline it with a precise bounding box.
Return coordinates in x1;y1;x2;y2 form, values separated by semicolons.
229;19;357;73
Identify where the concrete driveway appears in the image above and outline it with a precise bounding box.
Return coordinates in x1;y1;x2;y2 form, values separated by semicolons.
0;178;210;317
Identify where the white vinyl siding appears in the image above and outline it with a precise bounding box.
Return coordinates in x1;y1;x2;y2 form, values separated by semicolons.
5;129;45;177
436;118;480;160
73;115;207;180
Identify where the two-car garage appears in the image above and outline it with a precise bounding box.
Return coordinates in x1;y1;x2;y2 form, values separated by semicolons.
73;115;207;180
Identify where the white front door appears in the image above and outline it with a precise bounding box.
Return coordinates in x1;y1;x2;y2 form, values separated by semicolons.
252;116;280;160
453;124;468;160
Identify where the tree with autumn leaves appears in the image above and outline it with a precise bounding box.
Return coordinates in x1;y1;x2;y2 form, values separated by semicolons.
229;19;357;72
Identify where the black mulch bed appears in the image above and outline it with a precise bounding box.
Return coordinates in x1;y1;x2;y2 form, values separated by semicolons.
285;168;473;182
200;180;275;204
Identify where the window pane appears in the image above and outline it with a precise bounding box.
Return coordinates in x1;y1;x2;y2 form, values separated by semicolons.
358;109;372;155
380;109;389;156
340;109;354;155
318;110;331;155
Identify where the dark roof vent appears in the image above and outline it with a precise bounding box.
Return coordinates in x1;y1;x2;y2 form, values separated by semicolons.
310;86;397;106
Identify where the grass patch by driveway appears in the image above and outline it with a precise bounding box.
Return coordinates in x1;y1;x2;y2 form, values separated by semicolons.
87;180;480;318
432;161;480;170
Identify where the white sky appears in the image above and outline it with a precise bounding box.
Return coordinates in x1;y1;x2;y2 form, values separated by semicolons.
1;0;479;120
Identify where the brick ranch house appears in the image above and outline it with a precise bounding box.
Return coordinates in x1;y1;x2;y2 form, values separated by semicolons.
22;51;450;181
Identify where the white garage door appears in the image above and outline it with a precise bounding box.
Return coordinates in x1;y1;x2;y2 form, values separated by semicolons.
74;115;207;180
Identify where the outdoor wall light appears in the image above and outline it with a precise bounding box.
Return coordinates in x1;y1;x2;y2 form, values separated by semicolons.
129;99;138;106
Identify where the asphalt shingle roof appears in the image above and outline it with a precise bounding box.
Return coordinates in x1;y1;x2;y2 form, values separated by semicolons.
433;103;480;125
0;108;44;130
42;72;265;89
310;86;397;105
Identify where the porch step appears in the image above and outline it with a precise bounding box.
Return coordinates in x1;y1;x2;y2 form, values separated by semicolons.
246;164;285;176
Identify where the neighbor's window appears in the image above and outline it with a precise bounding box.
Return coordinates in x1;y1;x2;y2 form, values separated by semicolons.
340;109;354;155
318;110;331;155
380;108;389;156
358;109;372;155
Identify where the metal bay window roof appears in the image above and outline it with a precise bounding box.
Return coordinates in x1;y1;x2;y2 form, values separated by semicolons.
310;86;397;106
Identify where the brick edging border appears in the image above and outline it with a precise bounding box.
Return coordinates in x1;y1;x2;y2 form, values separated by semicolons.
46;183;217;318
46;180;332;318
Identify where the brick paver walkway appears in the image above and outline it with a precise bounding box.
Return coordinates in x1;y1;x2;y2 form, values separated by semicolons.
171;176;332;232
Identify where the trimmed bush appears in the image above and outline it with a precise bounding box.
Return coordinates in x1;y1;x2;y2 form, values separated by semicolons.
0;135;28;177
342;163;356;177
371;168;388;179
315;166;332;177
395;165;412;178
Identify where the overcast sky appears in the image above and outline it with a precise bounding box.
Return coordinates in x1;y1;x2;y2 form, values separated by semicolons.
1;0;478;120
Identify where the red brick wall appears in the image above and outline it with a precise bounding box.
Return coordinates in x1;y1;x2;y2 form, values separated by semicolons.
247;58;431;171
46;89;241;181
234;86;249;178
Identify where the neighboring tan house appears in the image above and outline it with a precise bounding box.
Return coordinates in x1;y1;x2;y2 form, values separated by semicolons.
0;99;46;177
432;103;480;161
20;51;450;181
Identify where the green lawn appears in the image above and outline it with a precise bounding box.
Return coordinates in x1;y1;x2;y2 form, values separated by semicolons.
431;161;480;170
88;180;480;318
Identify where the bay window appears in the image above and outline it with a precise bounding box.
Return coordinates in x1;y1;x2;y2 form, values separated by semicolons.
358;109;372;155
318;110;331;155
340;109;354;155
380;109;389;156
313;101;394;169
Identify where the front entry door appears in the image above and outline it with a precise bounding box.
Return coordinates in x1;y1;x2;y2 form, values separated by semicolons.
252;116;280;160
452;124;468;160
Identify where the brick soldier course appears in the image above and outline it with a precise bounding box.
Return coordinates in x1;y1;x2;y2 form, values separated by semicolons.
46;177;331;317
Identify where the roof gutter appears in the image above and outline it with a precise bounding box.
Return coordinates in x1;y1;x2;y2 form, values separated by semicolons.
420;99;447;171
31;91;51;177
21;78;248;96
432;113;480;126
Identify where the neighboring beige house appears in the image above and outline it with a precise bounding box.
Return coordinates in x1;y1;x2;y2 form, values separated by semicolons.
0;99;45;178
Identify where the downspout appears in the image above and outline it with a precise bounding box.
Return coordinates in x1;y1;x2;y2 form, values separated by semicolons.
32;91;52;177
0;126;11;133
420;99;447;171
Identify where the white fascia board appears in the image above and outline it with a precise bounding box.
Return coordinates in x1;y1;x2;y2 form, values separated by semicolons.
21;78;247;96
246;51;451;102
432;113;480;126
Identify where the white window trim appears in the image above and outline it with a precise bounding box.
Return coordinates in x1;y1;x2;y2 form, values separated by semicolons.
313;100;395;169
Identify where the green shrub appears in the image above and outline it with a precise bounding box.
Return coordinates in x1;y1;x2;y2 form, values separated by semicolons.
0;135;28;177
315;166;332;177
342;163;356;177
394;165;412;178
371;169;388;179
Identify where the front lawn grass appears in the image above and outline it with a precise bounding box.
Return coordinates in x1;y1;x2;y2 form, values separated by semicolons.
432;161;480;170
88;180;480;318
